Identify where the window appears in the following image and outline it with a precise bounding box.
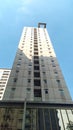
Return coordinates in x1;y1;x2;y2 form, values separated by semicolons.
59;89;64;92
0;85;5;87
18;58;21;61
51;60;54;62
20;53;22;55
0;89;4;91
54;71;58;74
21;46;24;48
27;88;31;91
34;79;41;86
42;65;45;67
3;73;9;75
4;71;10;73
34;52;38;55
17;64;21;67
34;39;37;43
44;89;48;94
40;51;42;53
1;79;7;81
28;71;31;75
44;79;47;83
23;40;25;42
29;64;32;66
34;45;38;48
34;41;38;44
0;82;6;84
56;80;61;88
34;56;39;59
13;78;17;82
34;66;39;70
43;72;46;75
11;88;16;91
17;63;21;65
30;47;32;49
34;89;41;97
28;79;31;83
16;70;19;73
0;92;3;94
34;60;39;64
34;48;38;51
2;76;8;78
59;89;64;96
34;72;40;77
56;80;60;83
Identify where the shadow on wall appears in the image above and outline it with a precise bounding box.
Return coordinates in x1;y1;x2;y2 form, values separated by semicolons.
3;47;72;103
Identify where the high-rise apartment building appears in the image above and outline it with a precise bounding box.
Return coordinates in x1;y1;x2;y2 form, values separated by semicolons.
0;69;11;100
3;23;72;103
0;23;73;130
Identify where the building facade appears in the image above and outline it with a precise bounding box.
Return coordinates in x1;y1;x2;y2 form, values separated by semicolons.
3;23;72;103
0;23;73;130
0;69;11;100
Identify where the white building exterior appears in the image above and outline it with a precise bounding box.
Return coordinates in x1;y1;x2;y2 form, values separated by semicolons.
0;69;11;100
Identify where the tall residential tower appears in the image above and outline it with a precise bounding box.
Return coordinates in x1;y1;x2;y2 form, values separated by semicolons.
3;23;72;103
0;23;73;130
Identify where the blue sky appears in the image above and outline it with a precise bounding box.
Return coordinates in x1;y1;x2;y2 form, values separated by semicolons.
0;0;73;99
